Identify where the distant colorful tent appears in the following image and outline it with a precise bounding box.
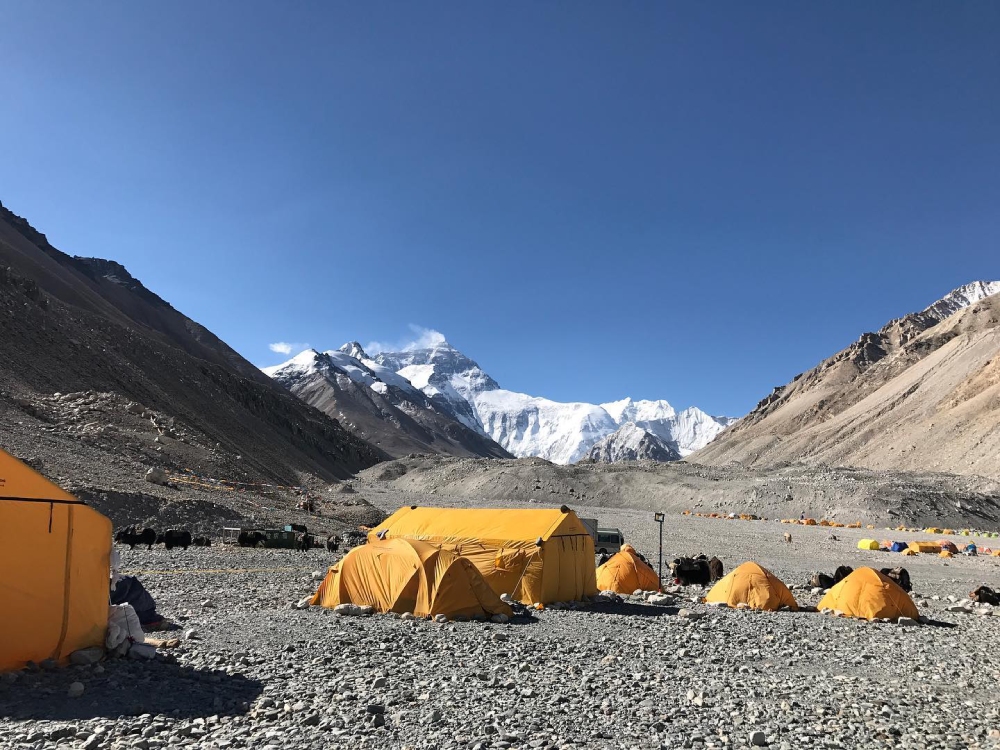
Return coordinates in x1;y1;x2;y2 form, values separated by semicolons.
925;527;943;534
310;538;513;619
902;548;918;556
704;562;797;611
369;505;597;604
939;550;954;558
857;539;880;551
908;541;940;554
0;449;112;672
889;541;909;553
596;544;660;594
817;567;919;621
938;540;959;553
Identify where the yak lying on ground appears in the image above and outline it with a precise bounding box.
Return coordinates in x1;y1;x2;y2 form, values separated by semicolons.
971;585;1000;606
880;567;912;593
669;555;723;586
295;532;314;552
157;529;192;551
115;526;157;551
810;565;855;590
192;537;212;547
237;531;266;547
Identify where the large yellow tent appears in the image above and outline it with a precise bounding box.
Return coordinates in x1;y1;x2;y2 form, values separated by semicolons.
368;506;597;604
857;539;880;550
596;544;660;594
311;538;513;619
704;561;798;611
0;449;112;672
908;541;940;554
817;567;918;621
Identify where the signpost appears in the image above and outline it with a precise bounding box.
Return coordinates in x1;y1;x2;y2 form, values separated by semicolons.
654;512;665;584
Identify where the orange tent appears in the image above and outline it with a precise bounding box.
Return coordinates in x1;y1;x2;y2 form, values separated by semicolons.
311;538;512;619
0;449;112;672
369;506;597;604
704;562;798;611
596;544;660;594
817;567;918;621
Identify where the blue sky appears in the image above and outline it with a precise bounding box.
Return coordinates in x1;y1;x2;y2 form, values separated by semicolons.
2;3;997;417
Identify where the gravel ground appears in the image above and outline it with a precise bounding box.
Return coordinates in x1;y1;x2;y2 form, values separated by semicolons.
5;491;1000;750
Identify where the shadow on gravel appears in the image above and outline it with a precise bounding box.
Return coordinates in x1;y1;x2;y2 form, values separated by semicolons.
0;661;263;722
921;618;959;628
581;602;679;618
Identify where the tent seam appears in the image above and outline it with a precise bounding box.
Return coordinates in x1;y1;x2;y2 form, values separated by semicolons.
53;504;75;661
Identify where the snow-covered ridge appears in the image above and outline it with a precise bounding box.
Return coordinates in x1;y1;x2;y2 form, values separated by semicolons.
587;423;681;463
370;340;736;464
264;335;736;465
921;281;1000;322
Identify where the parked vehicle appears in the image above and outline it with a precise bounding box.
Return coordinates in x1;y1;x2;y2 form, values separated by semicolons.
594;527;624;555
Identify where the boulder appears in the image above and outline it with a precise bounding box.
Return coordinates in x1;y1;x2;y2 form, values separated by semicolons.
144;467;169;486
69;647;104;666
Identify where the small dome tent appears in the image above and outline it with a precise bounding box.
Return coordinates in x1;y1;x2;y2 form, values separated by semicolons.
0;449;112;672
310;538;513;619
596;544;660;594
817;567;918;621
857;539;880;550
704;562;797;611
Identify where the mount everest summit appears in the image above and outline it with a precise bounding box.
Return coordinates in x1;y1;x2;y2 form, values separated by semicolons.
265;338;736;464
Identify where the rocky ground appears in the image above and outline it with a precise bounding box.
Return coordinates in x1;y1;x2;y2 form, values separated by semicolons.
5;488;1000;750
358;455;1000;531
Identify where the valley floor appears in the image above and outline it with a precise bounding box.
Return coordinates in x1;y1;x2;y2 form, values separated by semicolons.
4;488;1000;750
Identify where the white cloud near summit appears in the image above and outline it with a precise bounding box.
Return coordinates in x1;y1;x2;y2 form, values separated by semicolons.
365;325;446;355
269;341;309;355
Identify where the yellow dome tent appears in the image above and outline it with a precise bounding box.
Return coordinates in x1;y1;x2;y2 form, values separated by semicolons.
857;539;880;550
368;506;597;604
817;567;919;621
704;561;798;611
901;548;917;556
311;538;513;619
0;449;112;672
939;550;953;558
596;544;660;594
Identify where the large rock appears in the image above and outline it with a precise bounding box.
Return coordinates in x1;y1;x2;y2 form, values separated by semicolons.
144;467;169;486
334;603;373;617
69;647;104;665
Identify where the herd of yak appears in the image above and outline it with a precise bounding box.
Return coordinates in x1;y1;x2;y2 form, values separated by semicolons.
113;525;359;552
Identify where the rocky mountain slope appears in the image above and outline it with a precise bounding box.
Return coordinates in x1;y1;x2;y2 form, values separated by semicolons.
0;199;385;528
693;281;1000;480
368;338;735;464
263;347;510;459
586;423;681;463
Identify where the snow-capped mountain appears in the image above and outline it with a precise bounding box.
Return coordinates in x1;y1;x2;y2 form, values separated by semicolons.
587;423;681;463
263;347;510;460
369;338;735;464
921;281;1000;322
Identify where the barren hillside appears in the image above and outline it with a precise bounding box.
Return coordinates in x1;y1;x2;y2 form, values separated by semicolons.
0;200;386;529
694;288;1000;480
